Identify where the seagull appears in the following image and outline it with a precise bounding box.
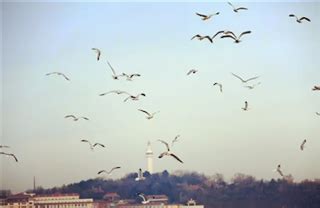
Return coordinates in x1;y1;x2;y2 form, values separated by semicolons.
213;82;223;92
312;86;320;91
221;31;251;43
137;193;150;204
195;12;220;21
274;164;284;177
81;139;105;151
99;90;129;96
92;48;101;61
0;152;18;162
228;2;248;13
65;115;89;121
138;109;159;120
231;73;259;83
191;34;213;43
123;93;146;102
107;61;123;80
171;135;180;147
97;167;121;175
187;69;198;75
135;168;145;181
121;73;141;81
0;145;10;148
45;72;70;81
289;14;311;23
300;139;307;151
211;30;232;40
244;82;261;89
158;139;183;163
242;101;249;111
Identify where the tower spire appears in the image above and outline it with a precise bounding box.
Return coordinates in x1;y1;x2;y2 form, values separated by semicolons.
146;141;153;174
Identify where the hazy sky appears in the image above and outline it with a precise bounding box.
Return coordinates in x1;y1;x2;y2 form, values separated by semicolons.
1;1;320;192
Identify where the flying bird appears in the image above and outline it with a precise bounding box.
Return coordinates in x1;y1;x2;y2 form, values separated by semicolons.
195;12;220;21
211;30;232;40
92;48;101;61
221;31;251;43
244;82;261;89
242;101;249;111
231;73;259;83
274;164;284;177
289;14;311;23
213;82;223;92
312;86;320;91
99;90;129;96
81;139;105;151
228;2;248;13
191;34;213;43
65;115;89;121
45;72;70;81
300;139;307;151
123;93;146;102
138;109;159;120
135;168;145;181
107;61;123;80
98;167;121;175
0;152;18;162
122;73;141;81
158;139;183;163
171;135;180;147
0;145;10;148
137;193;150;204
187;69;198;75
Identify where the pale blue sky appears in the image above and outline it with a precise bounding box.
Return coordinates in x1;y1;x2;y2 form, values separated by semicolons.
1;1;320;192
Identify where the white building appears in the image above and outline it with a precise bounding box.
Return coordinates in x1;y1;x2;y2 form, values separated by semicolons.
33;193;93;208
146;141;154;174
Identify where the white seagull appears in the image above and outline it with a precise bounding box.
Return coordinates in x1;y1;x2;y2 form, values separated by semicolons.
289;14;311;23
171;135;180;147
300;139;307;151
45;72;70;81
123;93;146;102
221;31;251;43
191;34;213;43
195;12;220;21
242;101;249;111
158;139;183;163
231;73;259;83
228;2;248;13
137;193;150;204
0;152;18;162
274;164;284;177
135;168;145;181
107;61;123;80
99;90;129;96
187;69;198;75
244;82;261;90
122;73;141;81
65;115;89;121
312;86;320;91
213;82;223;92
138;109;159;120
81;139;105;151
92;48;101;61
98;166;121;175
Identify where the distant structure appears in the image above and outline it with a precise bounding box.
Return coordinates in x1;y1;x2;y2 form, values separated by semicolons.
146;141;154;174
33;176;36;191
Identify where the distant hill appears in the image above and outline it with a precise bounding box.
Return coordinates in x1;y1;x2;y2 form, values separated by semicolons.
28;171;320;208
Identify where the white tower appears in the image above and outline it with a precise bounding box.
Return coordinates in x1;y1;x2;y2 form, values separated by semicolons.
146;141;154;174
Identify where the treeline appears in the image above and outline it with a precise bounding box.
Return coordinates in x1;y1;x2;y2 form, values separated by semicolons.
29;171;320;208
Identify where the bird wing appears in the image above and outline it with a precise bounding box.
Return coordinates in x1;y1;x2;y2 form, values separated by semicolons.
45;72;57;76
300;17;311;22
81;139;92;146
80;117;89;120
107;61;117;75
219;84;223;92
238;31;251;39
244;76;259;82
191;34;201;40
158;152;166;158
158;140;170;151
138;109;151;116
221;35;237;41
170;153;184;163
235;7;248;11
277;169;284;177
138;194;147;202
11;154;18;162
109;166;121;174
172;135;180;146
203;36;213;43
316;112;320;116
93;143;105;148
130;74;141;78
65;115;76;119
231;73;246;82
244;101;248;109
289;14;297;20
92;48;101;60
228;2;235;9
212;31;226;39
196;12;207;18
97;170;107;175
123;96;131;102
187;69;195;75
